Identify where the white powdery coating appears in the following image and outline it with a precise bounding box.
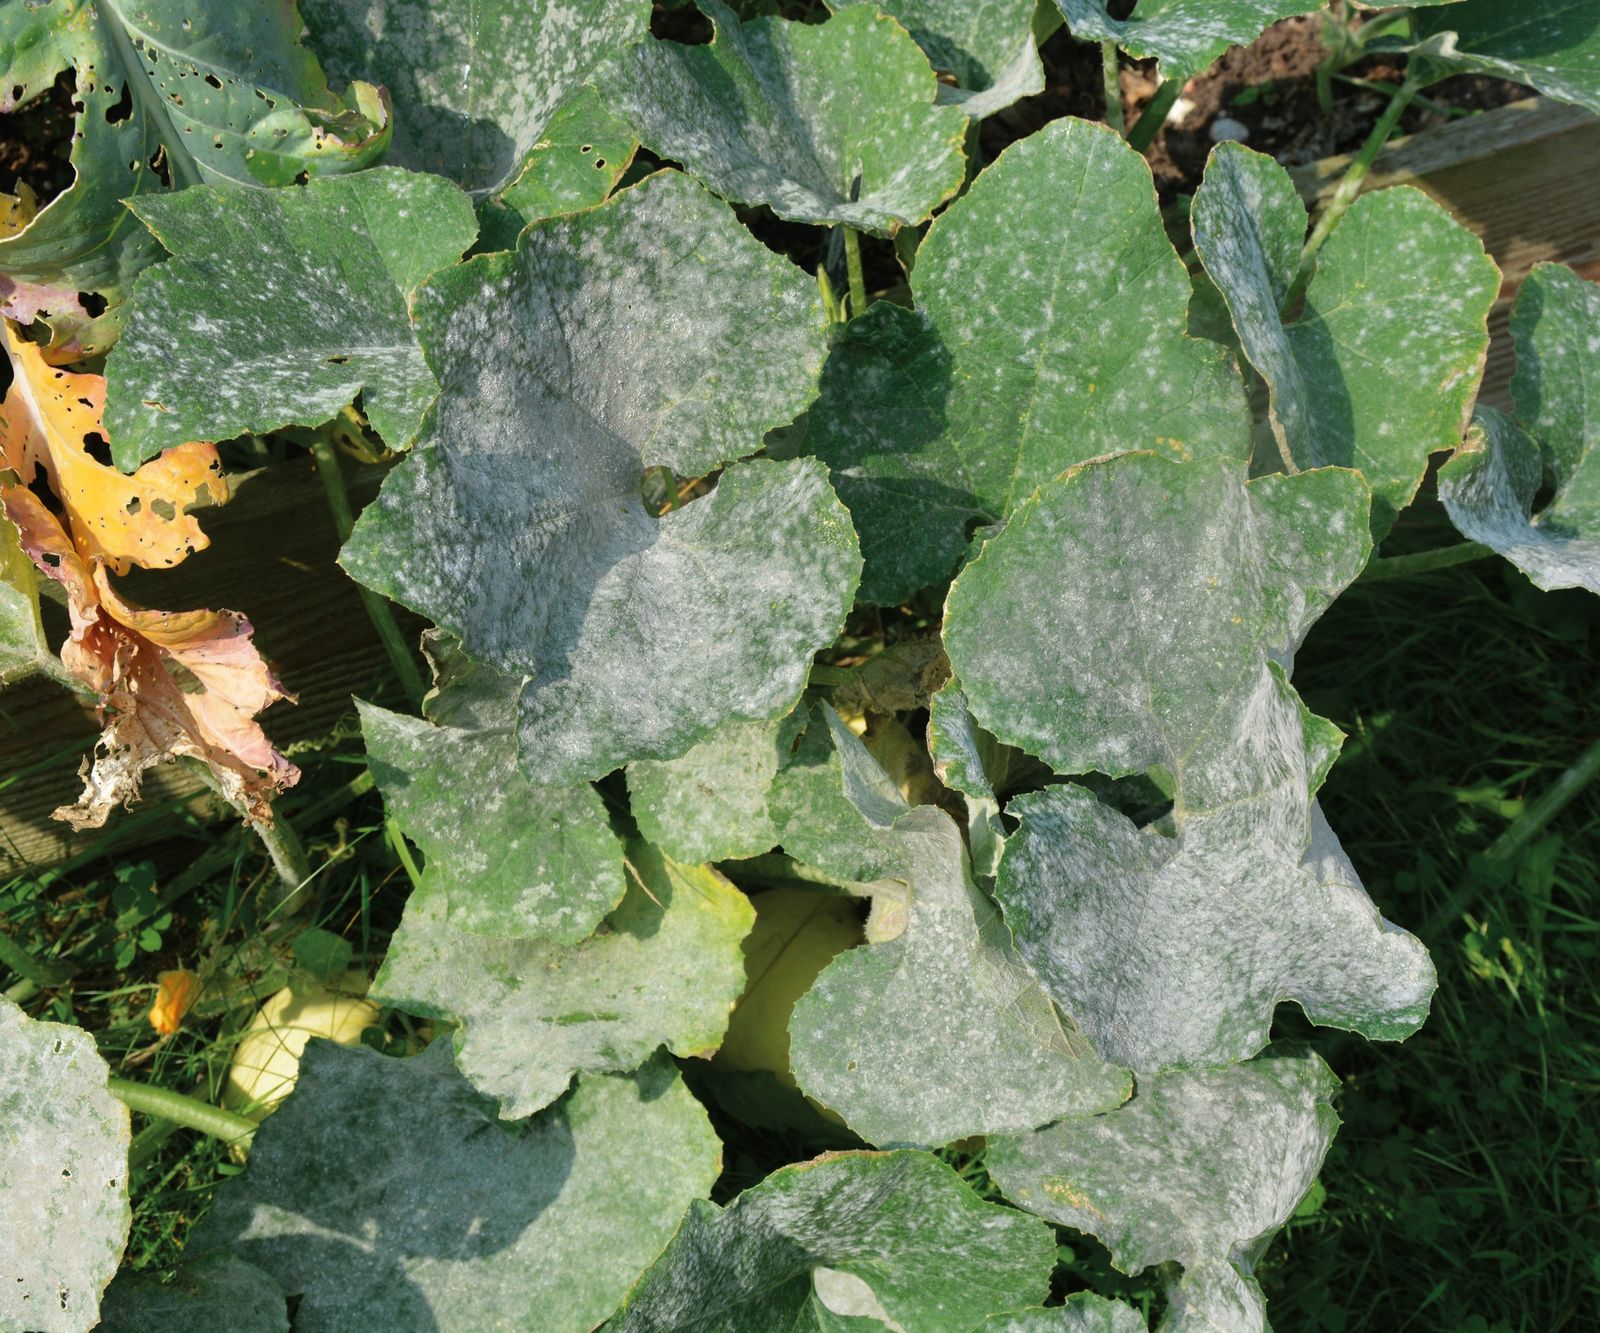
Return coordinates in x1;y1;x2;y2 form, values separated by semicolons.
1417;0;1600;116
0;997;130;1333
1056;0;1323;75
790;806;1131;1147
604;2;968;233
300;0;651;194
373;847;752;1119
989;1048;1339;1333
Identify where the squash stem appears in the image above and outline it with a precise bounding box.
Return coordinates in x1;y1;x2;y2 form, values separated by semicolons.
1100;41;1125;134
1359;540;1493;582
843;226;869;318
107;1077;257;1152
1126;78;1180;152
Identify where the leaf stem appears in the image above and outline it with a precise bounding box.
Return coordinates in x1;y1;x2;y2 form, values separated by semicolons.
0;930;74;988
1100;41;1125;134
106;1077;257;1151
842;227;869;319
1359;541;1494;582
1487;737;1600;863
1126;78;1181;152
308;434;426;709
1288;72;1421;307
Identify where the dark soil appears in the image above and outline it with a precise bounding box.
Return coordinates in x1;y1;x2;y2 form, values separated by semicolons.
0;69;77;209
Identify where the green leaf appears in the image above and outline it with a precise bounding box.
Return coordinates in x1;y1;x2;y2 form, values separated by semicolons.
291;928;353;983
300;0;650;195
628;710;804;864
0;515;51;684
826;0;1048;119
1418;0;1600;115
603;1;968;234
1054;0;1323;78
613;1150;1058;1331
0;0;389;355
989;1047;1340;1333
476;86;639;250
1440;264;1600;594
343;171;856;785
99;1254;288;1333
947;455;1434;1069
360;638;624;942
805;115;1248;605
0;996;130;1333
192;1043;721;1333
790;801;1131;1147
104;168;476;466
980;1293;1149;1332
373;843;753;1118
1192;142;1498;534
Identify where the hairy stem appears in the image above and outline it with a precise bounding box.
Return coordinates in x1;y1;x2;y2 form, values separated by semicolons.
1100;41;1125;134
1126;78;1180;152
843;226;869;318
1288;72;1421;308
309;435;426;709
107;1077;257;1151
1487;737;1600;863
1359;541;1493;582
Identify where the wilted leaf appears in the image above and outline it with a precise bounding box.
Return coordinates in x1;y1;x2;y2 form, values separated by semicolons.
604;1;968;234
828;0;1050;118
374;843;753;1118
804;116;1247;604
790;800;1132;1147
361;637;624;941
0;995;130;1333
99;1254;288;1333
988;1047;1339;1333
301;0;649;196
614;1150;1057;1331
1192;142;1497;533
948;454;1434;1069
1418;0;1600;114
1054;0;1323;77
192;1044;721;1333
0;0;389;355
343;171;857;785
104;168;478;467
1440;264;1600;594
0;514;50;684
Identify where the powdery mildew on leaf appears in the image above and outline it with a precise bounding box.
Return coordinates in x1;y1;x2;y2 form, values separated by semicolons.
301;0;650;196
628;711;803;864
1418;0;1600;115
191;1044;720;1333
989;1047;1340;1333
603;1;968;234
374;843;753;1119
340;171;859;785
614;1151;1057;1331
1441;264;1600;593
105;168;477;465
1055;0;1323;77
827;0;1048;119
805;115;1248;605
1193;142;1498;535
790;803;1132;1147
948;455;1434;1070
359;638;623;941
99;1253;288;1333
980;1294;1150;1332
0;996;130;1333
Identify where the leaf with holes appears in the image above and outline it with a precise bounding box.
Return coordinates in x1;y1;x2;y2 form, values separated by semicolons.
803;115;1247;605
0;996;130;1333
1440;264;1600;594
604;1;968;234
104;168;476;466
342;171;858;785
1192;141;1498;534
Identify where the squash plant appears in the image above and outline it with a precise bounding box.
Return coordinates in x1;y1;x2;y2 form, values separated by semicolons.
2;1;1598;1329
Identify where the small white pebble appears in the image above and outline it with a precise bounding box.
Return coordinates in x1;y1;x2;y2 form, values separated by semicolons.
1166;95;1196;125
1209;116;1250;143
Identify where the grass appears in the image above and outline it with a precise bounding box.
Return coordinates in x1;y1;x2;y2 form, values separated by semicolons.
1;512;1594;1328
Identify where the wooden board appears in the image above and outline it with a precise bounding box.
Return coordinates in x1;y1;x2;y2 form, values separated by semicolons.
3;96;1598;870
1290;96;1600;410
